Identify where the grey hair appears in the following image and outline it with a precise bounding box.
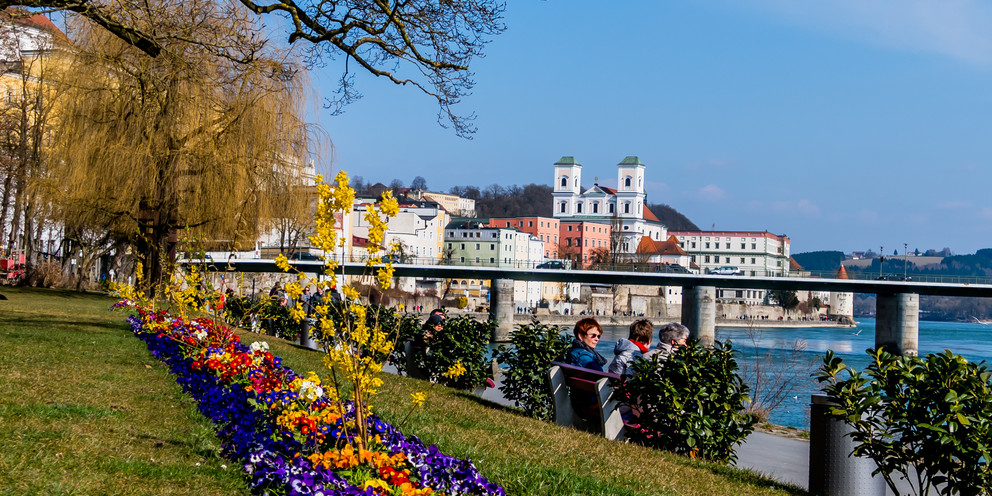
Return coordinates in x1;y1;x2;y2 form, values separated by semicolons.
658;322;690;344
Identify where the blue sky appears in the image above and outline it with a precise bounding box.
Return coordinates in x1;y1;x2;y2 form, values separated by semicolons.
309;1;992;255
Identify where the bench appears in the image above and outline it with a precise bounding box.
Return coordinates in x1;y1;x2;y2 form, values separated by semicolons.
547;361;626;441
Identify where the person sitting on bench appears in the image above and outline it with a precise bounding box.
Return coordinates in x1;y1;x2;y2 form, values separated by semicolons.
567;318;608;421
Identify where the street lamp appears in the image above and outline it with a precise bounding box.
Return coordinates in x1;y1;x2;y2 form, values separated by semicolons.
904;242;908;279
879;246;884;279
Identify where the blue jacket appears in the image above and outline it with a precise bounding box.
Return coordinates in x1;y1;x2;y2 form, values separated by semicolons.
568;339;605;372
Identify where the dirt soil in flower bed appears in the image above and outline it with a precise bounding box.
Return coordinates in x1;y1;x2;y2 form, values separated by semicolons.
1;286;806;496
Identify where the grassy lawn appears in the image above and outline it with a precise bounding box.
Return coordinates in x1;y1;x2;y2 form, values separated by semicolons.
0;286;806;495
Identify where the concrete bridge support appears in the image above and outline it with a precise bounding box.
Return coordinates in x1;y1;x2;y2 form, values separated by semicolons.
875;293;919;357
490;278;515;342
681;286;716;347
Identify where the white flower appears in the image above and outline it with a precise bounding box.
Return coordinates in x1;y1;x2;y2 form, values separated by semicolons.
192;329;207;340
250;341;270;353
298;380;324;402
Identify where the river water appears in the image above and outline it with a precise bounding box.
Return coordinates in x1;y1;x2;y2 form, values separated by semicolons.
591;319;992;429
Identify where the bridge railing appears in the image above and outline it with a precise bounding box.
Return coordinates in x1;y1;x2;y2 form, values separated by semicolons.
191;253;992;286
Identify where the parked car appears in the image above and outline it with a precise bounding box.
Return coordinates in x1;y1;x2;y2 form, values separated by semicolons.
536;261;566;269
659;263;691;274
289;252;321;261
708;266;741;275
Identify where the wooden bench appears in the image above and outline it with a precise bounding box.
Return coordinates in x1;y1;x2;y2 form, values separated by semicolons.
547;361;626;441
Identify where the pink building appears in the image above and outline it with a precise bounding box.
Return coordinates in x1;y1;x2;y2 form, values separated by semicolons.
559;220;612;268
486;217;560;258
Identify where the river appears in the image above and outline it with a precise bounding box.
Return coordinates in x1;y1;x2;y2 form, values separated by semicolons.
592;319;992;429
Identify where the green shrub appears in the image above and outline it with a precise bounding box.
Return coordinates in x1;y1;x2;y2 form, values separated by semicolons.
259;299;299;340
383;312;429;375
616;339;756;463
815;348;992;496
455;296;468;309
421;315;494;390
494;320;570;420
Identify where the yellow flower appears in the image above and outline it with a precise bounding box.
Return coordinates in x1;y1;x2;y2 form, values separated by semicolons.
342;285;360;301
410;392;427;407
443;362;467;379
275;254;291;272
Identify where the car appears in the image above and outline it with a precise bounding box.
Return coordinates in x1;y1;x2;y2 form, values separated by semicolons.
708;266;741;275
659;263;691;274
536;261;566;269
288;252;321;261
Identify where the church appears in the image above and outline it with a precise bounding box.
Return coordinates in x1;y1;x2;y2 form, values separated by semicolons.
551;156;667;253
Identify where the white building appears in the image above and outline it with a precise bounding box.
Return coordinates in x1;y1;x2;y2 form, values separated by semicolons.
670;230;791;278
552;156;667;253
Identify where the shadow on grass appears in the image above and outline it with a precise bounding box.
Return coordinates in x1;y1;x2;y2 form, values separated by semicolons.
1;285;114;301
0;315;125;334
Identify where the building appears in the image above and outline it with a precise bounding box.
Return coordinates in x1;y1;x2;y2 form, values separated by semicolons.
486;216;560;260
551;155;666;254
421;191;476;217
559;220;612;268
670;230;791;278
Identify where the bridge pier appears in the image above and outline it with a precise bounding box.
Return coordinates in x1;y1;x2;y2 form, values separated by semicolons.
875;292;919;357
490;278;515;342
681;286;716;347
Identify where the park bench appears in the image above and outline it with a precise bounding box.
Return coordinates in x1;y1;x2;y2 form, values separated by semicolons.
547;361;626;441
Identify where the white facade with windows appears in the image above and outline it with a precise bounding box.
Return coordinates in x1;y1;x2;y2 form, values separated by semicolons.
551;156;666;254
670;230;791;304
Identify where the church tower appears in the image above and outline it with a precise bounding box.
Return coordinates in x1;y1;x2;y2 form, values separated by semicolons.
615;156;646;219
552;156;581;218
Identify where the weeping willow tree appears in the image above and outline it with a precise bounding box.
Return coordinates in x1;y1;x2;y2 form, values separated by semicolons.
41;0;316;291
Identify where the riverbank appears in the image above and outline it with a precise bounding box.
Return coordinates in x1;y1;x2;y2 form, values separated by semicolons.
443;311;854;329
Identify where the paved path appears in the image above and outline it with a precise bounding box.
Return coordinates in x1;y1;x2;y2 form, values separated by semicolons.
388;364;814;490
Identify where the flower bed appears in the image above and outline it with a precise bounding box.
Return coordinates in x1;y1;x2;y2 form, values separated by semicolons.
121;305;504;496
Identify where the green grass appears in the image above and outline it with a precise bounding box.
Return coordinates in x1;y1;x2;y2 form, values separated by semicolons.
0;286;808;495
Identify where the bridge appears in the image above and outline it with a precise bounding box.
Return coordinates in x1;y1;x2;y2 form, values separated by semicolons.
202;259;992;356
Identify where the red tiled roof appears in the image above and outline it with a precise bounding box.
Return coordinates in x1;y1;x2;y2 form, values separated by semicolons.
600;186;617;195
642;206;660;223
3;8;66;40
636;235;687;256
789;257;803;270
836;266;849;280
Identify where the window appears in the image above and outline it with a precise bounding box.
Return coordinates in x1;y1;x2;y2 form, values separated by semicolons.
777;261;783;267
584;239;588;247
540;221;544;227
529;221;533;227
752;243;757;249
725;243;730;249
691;242;696;248
490;244;495;250
560;176;567;188
740;257;745;263
741;243;746;249
624;176;632;188
566;238;571;247
475;243;480;250
447;243;452;249
505;222;510;227
576;203;583;213
623;226;629;230
460;243;465;250
560;202;567;213
705;242;710;249
592;202;599;213
490;257;495;263
751;258;755;264
567;225;573;232
459;257;465;262
624;202;630;214
475;257;480;263
725;257;730;263
609;203;615;213
705;256;710;263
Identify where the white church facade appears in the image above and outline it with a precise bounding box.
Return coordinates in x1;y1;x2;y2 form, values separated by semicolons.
551;156;666;253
